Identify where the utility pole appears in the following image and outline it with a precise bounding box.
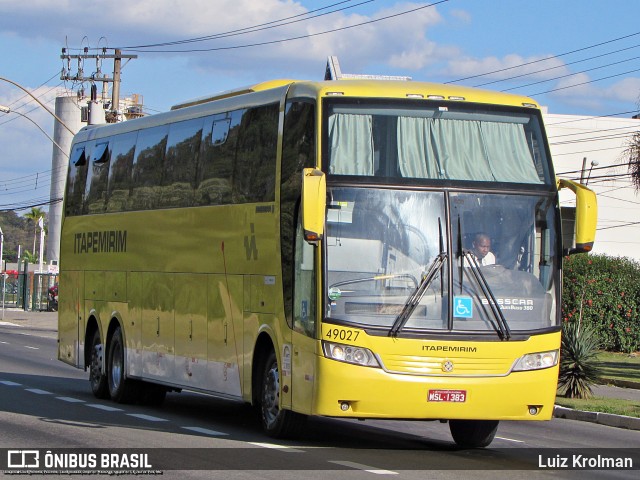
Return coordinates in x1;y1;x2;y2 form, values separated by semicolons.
60;47;137;123
112;49;123;114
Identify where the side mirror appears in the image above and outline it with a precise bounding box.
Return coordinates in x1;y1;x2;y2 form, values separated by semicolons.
557;178;597;255
301;168;326;244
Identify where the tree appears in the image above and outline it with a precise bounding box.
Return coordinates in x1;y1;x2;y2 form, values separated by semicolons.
627;130;640;191
24;207;45;260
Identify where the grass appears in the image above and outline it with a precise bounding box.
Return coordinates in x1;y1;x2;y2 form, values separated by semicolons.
597;351;640;385
555;396;640;418
555;350;640;418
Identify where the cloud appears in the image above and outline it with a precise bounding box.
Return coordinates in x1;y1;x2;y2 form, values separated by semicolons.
0;1;444;77
603;77;640;104
449;8;471;24
0;84;66;207
445;54;570;84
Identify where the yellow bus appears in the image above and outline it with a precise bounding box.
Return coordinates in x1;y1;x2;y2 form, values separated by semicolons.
58;72;596;448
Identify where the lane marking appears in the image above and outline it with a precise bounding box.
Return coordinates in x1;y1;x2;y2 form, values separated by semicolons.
0;322;21;327
127;413;168;422
495;436;525;443
249;442;305;453
57;396;85;403
86;404;123;412
0;380;22;386
25;388;52;395
329;461;398;475
181;426;228;436
24;346;39;350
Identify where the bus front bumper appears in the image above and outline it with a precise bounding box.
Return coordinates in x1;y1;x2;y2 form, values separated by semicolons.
312;356;558;421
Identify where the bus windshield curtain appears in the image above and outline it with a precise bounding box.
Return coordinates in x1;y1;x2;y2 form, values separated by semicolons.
397;117;542;184
328;113;374;175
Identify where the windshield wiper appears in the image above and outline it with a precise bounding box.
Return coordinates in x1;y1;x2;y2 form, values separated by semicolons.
389;252;447;337
461;251;511;340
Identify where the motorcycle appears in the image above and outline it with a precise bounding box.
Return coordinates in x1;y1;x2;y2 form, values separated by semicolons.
48;284;58;312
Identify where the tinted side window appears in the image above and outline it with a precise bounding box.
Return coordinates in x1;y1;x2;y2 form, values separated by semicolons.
65;142;90;216
106;131;137;213
130;125;169;210
158;118;203;208
84;141;110;214
196;111;242;206
233;103;279;203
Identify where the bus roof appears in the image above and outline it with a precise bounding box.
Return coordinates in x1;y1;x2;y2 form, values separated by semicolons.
74;78;541;143
286;79;541;109
170;78;541;110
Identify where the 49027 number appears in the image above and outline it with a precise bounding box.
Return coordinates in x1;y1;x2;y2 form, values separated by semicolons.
325;328;360;342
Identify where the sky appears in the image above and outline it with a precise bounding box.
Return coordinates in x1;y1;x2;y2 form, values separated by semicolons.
1;0;640;214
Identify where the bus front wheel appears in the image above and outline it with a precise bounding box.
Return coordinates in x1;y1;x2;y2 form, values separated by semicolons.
107;326;139;403
449;420;499;448
89;329;110;399
260;350;305;438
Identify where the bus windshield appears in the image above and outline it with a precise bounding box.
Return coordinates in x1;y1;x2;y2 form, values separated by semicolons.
325;187;559;334
324;100;551;185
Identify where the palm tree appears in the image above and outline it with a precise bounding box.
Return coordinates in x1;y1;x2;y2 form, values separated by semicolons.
22;250;38;264
24;207;45;260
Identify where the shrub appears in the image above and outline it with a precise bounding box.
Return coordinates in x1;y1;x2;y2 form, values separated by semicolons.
558;321;602;399
562;254;640;353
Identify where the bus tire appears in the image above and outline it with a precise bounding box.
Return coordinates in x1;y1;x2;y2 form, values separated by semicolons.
107;326;139;403
449;420;499;448
260;350;305;438
89;329;110;399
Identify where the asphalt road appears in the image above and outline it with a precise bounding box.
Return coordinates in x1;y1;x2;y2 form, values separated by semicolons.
0;315;639;479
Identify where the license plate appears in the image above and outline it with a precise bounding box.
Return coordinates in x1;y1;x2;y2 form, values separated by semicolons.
428;389;467;403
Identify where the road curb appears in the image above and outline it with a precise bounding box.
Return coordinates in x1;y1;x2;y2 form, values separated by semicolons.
603;379;640;389
554;405;640;431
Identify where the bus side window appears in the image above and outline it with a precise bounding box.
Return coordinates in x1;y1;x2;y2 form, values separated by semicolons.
83;141;110;215
196;112;240;206
159;118;203;208
233;104;279;203
130;125;169;211
106;131;137;213
65;142;90;217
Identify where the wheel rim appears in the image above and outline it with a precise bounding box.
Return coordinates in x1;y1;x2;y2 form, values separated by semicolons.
89;342;103;388
262;361;280;428
110;341;123;391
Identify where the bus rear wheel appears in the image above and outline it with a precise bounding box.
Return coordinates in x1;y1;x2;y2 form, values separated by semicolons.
107;326;140;403
89;329;109;399
449;420;499;448
260;350;305;438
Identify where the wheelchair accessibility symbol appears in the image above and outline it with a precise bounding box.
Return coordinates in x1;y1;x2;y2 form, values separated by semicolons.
454;296;473;318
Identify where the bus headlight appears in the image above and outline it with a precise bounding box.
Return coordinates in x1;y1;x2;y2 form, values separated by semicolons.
322;342;380;368
512;350;559;372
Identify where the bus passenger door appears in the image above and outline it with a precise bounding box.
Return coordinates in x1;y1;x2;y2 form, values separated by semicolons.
291;223;317;415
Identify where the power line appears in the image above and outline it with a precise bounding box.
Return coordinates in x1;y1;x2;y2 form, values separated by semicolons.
528;67;640;96
473;43;640;89
120;0;374;49
545;110;640;126
447;30;640;84
547;124;638;140
122;1;449;53
597;221;640;231
501;54;640;93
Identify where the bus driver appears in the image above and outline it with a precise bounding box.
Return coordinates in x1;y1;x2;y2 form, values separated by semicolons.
472;233;496;266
